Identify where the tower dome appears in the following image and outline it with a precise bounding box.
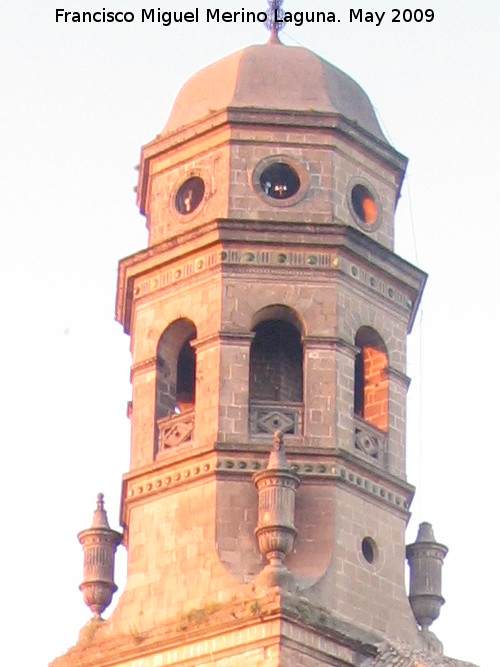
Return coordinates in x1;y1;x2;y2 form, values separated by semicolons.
162;43;387;143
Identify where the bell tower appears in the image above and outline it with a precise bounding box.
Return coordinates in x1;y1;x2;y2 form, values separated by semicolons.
50;25;477;667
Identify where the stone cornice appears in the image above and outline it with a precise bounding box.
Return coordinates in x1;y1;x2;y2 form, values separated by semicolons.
217;456;412;515
191;330;255;352
387;366;412;388
116;220;426;334
130;356;156;378
303;335;359;356
120;444;413;530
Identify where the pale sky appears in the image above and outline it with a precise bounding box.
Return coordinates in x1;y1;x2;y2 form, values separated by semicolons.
1;1;498;666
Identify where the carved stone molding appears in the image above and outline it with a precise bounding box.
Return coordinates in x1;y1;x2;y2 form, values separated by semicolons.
157;411;195;451
344;257;413;312
127;244;416;333
222;247;338;270
387;366;411;389
132;248;222;302
130;357;157;379
303;335;358;357
192;330;254;352
217;455;409;513
123;454;218;509
121;448;409;522
354;416;388;466
249;401;303;437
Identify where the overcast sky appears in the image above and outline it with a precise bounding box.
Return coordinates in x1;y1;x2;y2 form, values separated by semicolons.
1;1;498;666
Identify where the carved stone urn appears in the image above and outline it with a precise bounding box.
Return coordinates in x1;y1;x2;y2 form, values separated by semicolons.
406;521;448;646
78;493;122;619
253;431;300;592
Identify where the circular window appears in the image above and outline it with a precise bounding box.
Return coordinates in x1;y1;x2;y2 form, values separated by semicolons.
252;156;310;207
361;537;377;564
259;162;300;200
175;177;205;215
349;183;381;231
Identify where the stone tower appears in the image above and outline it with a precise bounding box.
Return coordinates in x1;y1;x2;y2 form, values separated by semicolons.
51;37;477;667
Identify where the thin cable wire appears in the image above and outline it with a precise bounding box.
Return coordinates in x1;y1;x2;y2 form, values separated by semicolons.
280;29;305;47
274;45;426;518
374;104;424;518
417;308;424;518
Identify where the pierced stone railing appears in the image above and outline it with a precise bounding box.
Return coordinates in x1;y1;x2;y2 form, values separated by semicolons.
157;410;195;451
249;400;303;437
354;415;387;465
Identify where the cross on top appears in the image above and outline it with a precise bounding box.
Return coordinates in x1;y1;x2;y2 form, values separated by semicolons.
266;0;286;42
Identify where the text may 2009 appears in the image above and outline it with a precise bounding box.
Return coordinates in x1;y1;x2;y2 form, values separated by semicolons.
54;7;436;28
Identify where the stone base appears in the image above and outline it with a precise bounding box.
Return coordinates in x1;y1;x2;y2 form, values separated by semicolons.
253;564;297;595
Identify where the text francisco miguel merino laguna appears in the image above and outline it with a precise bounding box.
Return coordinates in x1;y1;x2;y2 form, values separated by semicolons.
56;7;347;26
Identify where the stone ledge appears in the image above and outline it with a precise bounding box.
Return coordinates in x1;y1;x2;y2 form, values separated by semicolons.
50;590;384;667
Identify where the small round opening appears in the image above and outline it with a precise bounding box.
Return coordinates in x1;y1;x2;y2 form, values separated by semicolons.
362;537;377;564
351;184;379;225
259;162;300;200
175;177;205;215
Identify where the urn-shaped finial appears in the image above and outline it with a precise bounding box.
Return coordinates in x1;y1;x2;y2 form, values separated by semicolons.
78;493;122;619
253;431;300;592
406;522;448;632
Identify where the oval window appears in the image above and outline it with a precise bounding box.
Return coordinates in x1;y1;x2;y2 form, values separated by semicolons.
361;537;377;564
175;177;205;215
259;163;300;200
351;184;379;225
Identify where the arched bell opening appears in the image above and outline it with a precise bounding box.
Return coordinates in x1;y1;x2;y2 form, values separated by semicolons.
353;327;389;465
175;338;196;413
155;318;197;453
249;308;304;437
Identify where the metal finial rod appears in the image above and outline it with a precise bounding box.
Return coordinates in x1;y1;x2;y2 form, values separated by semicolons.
266;0;285;43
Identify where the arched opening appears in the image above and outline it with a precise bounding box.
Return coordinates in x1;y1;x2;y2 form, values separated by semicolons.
249;316;303;436
156;319;196;452
354;327;388;433
175;339;196;413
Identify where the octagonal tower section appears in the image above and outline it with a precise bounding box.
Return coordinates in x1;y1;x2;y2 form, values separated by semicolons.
114;42;426;643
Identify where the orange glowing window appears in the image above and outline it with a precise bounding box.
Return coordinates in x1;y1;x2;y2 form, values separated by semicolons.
354;328;388;432
351;184;379;226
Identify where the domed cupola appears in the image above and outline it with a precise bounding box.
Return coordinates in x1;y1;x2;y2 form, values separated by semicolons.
163;44;387;143
135;40;407;251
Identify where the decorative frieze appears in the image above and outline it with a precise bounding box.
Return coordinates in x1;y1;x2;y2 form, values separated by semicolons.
123;449;408;513
133;248;221;299
124;456;217;503
346;258;412;310
129;246;414;319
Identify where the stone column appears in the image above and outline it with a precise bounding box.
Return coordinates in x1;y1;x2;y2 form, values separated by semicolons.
217;332;254;443
387;366;411;477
